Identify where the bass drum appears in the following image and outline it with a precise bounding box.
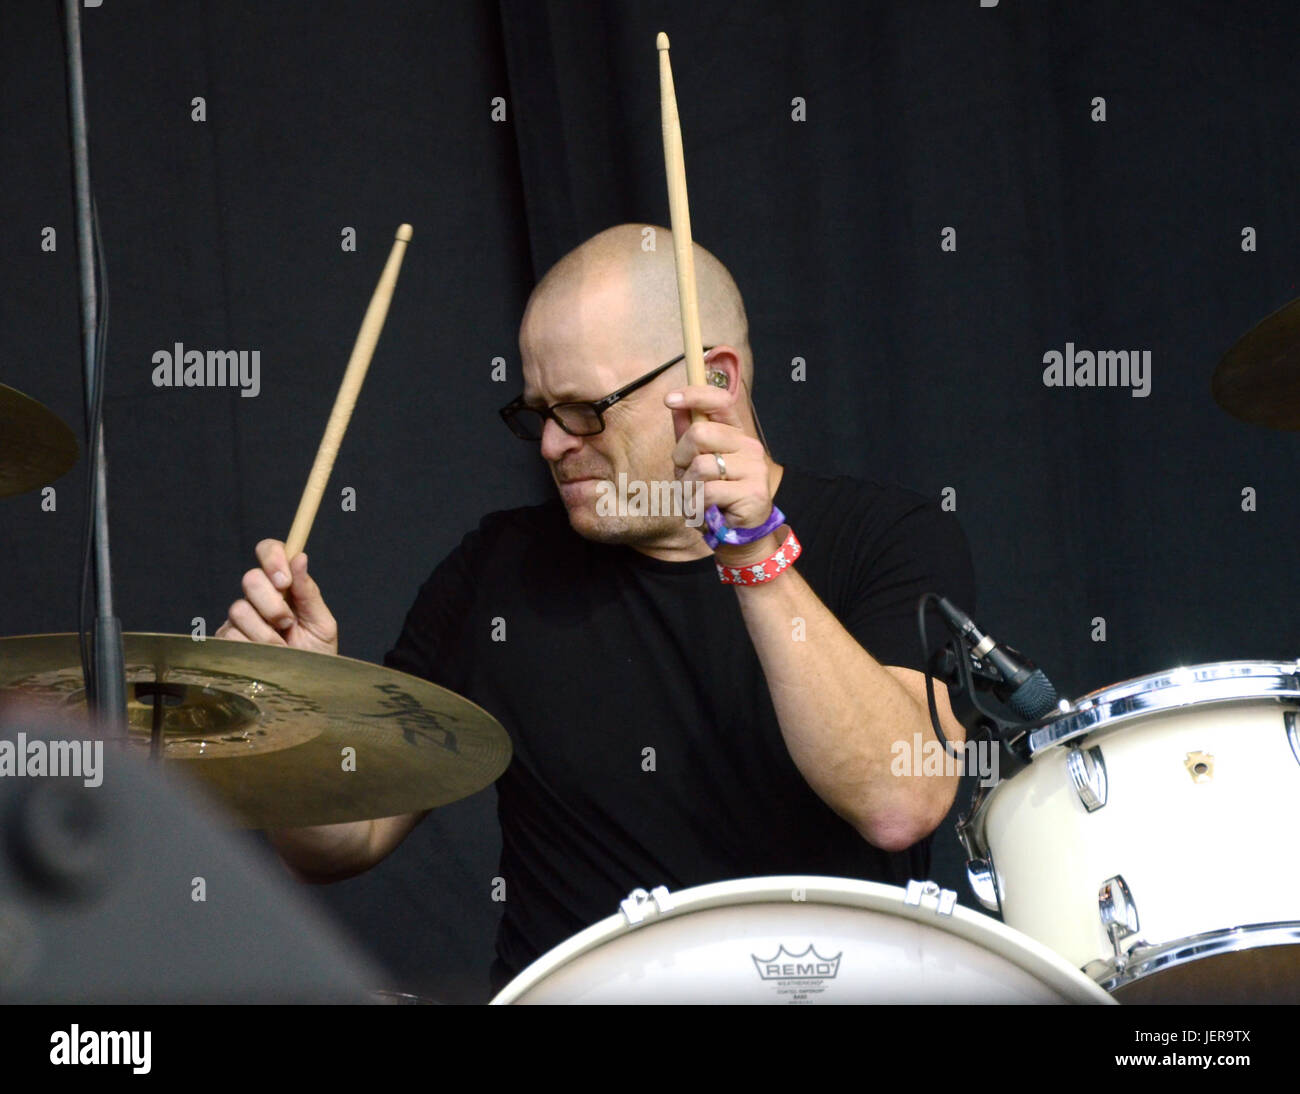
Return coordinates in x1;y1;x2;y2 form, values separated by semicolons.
490;876;1114;1004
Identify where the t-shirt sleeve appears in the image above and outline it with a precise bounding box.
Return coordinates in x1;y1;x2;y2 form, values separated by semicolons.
382;525;483;695
838;498;976;675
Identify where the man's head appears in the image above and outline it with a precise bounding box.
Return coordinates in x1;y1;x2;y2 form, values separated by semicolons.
516;224;754;544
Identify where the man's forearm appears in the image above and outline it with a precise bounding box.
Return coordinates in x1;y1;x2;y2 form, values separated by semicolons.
721;547;961;850
267;820;379;882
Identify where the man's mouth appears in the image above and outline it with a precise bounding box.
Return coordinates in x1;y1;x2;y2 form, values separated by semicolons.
557;473;606;506
555;469;607;485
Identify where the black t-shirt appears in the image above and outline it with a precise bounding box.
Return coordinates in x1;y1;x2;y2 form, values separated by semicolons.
382;465;976;992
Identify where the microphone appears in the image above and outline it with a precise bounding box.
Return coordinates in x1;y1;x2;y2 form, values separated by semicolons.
936;598;1059;721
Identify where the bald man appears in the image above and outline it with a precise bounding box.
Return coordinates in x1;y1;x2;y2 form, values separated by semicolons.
217;224;975;996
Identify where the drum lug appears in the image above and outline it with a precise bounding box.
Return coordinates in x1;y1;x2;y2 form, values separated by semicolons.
1066;744;1108;812
1286;711;1300;768
904;879;957;916
963;858;1001;913
619;885;673;926
956;796;1000;912
1099;874;1144;968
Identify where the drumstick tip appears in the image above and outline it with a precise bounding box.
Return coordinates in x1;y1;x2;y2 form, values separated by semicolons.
396;224;414;242
656;31;670;51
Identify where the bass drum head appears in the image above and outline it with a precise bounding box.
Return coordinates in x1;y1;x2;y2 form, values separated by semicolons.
491;877;1114;1005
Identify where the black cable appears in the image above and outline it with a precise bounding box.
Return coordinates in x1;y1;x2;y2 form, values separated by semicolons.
917;591;961;757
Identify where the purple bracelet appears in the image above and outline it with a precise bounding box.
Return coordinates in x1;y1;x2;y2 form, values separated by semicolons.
702;503;786;550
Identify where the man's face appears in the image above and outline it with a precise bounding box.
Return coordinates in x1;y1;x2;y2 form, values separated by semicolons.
518;277;685;544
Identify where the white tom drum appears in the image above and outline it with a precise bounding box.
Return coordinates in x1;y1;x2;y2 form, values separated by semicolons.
959;660;1300;1003
490;875;1113;1004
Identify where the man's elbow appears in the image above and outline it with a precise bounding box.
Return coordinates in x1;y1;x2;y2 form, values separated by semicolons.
281;859;365;885
853;786;958;853
855;816;933;854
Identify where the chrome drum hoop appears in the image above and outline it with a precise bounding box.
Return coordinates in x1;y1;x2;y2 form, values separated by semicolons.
1027;660;1300;757
1088;921;1300;994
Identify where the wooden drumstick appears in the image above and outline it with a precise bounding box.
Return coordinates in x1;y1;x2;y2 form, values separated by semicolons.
657;32;708;425
285;223;413;559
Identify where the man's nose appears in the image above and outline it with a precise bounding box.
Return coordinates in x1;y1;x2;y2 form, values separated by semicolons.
539;416;582;461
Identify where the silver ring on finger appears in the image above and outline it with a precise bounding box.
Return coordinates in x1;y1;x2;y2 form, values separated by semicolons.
714;453;727;480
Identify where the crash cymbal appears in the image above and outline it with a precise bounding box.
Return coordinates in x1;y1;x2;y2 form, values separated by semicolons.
0;633;511;829
1212;296;1300;430
0;383;79;497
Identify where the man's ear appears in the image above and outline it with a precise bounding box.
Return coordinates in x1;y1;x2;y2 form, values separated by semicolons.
702;347;741;394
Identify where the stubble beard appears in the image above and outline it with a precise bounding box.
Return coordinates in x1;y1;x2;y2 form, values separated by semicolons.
565;497;684;545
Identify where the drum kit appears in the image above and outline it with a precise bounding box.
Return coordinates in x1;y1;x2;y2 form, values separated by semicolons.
485;666;1300;1006
3;34;1298;1005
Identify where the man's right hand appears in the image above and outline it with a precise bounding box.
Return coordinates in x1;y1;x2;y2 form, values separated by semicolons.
215;539;338;655
216;539;405;883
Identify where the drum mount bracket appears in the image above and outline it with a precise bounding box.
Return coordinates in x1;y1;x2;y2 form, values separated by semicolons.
904;879;957;916
620;886;674;927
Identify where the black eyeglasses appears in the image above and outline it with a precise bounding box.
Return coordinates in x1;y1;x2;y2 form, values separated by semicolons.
499;348;714;441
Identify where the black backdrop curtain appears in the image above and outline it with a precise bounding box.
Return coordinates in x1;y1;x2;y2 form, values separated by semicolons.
2;0;1297;1002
